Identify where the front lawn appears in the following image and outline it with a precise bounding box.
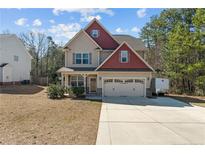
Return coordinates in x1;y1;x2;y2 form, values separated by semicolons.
167;94;205;107
0;85;101;144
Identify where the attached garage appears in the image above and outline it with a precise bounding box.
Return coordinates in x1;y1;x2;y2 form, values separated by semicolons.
102;77;146;97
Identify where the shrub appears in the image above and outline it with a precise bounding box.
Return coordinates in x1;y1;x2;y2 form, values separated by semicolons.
47;84;65;99
64;87;71;94
71;87;85;97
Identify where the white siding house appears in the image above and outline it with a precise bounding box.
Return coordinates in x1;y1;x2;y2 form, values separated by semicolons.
0;34;32;85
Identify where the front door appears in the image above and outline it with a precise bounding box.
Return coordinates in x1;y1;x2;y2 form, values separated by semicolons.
90;78;97;92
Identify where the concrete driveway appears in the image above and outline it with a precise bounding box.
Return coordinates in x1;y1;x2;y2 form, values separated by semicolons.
96;97;205;144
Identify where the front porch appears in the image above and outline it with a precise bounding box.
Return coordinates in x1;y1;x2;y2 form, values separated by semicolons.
61;72;98;95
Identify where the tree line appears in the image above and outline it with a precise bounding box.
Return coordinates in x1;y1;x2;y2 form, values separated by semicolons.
140;8;205;95
20;32;64;84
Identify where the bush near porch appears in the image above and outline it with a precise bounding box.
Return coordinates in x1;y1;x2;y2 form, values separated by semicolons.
71;87;85;97
47;84;65;99
47;84;85;99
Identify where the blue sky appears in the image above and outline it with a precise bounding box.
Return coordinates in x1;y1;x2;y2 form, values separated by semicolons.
0;8;163;44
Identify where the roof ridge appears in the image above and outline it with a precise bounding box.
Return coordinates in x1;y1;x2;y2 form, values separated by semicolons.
0;34;16;37
112;34;141;39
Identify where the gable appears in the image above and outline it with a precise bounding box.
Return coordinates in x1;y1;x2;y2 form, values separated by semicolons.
85;20;119;50
68;30;99;50
64;30;102;50
96;42;153;71
65;30;100;68
0;34;32;60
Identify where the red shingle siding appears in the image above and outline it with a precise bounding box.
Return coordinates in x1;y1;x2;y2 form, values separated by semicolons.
100;43;149;69
85;21;119;50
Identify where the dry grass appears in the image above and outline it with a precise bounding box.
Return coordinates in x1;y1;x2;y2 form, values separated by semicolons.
0;85;101;144
167;94;205;107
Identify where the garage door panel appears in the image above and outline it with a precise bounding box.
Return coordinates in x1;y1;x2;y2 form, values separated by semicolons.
103;78;145;97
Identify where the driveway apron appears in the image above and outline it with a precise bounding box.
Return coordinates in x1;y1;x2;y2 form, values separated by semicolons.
96;97;205;145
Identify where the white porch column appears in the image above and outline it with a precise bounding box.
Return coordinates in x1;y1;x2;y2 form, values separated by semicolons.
61;73;64;86
83;74;87;94
65;74;68;87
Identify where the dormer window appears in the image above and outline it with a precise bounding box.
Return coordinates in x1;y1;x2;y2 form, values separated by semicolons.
120;50;128;63
91;29;99;38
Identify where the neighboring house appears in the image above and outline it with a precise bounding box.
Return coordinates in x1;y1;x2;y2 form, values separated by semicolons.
58;19;154;97
0;34;32;85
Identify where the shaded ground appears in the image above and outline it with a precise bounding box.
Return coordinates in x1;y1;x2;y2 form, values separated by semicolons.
0;85;44;94
0;85;101;144
167;94;205;107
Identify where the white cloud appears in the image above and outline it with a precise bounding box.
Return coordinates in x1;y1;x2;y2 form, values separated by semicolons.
49;19;55;24
48;23;81;39
80;15;101;22
33;19;42;27
115;27;127;33
53;8;114;16
52;8;114;22
137;9;147;18
131;26;141;33
31;28;46;35
14;18;27;26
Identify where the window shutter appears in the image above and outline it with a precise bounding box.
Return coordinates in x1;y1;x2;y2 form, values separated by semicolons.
89;53;92;64
73;53;75;64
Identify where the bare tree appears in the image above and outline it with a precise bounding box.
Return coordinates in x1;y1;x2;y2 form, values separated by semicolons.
20;32;48;77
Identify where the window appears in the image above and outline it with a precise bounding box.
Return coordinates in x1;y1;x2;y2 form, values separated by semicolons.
83;53;89;64
104;79;113;84
135;79;144;84
71;76;77;87
120;50;128;63
91;29;99;38
75;53;82;64
70;75;84;87
125;79;133;83
78;75;84;87
74;53;90;64
114;79;123;83
14;55;19;62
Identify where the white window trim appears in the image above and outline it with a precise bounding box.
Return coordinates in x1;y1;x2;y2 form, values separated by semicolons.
120;50;128;63
75;53;90;64
75;53;82;64
70;75;84;87
91;29;99;38
82;53;89;64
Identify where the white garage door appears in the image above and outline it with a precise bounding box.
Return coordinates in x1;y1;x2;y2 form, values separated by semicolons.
103;78;145;97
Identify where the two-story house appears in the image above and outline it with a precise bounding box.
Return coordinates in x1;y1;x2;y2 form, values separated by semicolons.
57;19;154;97
0;34;32;85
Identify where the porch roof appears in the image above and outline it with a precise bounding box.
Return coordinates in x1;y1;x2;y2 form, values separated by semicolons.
97;68;153;72
0;63;8;67
57;67;96;73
